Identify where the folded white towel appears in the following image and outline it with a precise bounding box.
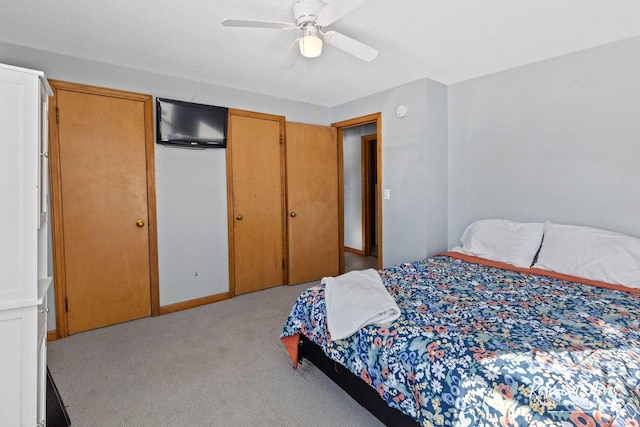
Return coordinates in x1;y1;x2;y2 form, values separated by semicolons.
324;268;401;340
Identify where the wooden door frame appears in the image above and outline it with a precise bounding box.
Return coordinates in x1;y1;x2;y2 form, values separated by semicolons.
226;109;288;296
48;80;160;339
333;113;382;273
361;134;377;257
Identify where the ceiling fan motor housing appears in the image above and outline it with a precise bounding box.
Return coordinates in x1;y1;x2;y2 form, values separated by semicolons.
292;0;325;27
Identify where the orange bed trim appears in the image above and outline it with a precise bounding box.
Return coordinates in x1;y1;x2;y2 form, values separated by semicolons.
443;251;640;294
281;334;301;369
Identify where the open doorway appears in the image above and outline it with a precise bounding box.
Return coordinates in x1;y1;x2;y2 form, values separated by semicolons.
333;113;382;273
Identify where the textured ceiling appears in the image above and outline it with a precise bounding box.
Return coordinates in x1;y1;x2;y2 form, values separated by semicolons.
2;0;640;106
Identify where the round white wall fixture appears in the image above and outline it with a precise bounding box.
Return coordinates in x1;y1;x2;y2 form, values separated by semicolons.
396;104;408;118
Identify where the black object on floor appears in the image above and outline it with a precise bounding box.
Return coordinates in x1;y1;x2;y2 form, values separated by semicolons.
47;367;71;426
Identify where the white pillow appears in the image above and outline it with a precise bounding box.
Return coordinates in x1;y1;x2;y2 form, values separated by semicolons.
451;219;544;268
533;222;640;288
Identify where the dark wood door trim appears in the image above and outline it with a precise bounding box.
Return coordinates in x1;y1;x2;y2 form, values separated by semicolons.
48;80;159;338
361;134;377;257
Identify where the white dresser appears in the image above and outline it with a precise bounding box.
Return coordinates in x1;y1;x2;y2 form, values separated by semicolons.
0;63;53;427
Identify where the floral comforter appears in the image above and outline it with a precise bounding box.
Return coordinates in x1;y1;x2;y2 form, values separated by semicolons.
281;255;640;426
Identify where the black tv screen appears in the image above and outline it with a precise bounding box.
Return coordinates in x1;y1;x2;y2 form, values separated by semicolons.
156;98;228;148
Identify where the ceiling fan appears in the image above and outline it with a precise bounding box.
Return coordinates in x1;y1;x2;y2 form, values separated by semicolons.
222;0;378;62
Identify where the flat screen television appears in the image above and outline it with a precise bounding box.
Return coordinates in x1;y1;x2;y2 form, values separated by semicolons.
156;97;228;148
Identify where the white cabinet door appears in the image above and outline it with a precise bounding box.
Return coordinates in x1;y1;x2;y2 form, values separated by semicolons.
0;63;52;427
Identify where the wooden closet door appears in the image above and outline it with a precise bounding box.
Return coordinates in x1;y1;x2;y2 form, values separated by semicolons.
227;110;286;295
286;122;339;284
49;82;158;335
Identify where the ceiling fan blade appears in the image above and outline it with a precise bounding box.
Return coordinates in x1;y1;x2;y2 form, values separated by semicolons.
221;19;295;30
323;30;378;62
316;0;366;26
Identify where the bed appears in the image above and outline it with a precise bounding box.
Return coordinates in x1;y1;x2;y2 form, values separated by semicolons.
281;220;640;426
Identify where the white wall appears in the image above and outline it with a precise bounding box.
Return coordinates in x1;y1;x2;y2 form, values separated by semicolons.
447;36;640;247
424;80;449;255
0;43;330;327
343;123;376;251
154;147;229;304
332;79;449;267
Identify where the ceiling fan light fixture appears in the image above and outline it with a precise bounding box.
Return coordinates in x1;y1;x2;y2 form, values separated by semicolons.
223;0;378;62
299;31;323;58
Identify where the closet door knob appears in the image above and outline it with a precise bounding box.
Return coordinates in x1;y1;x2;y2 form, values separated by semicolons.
136;219;145;227
236;214;243;221
290;212;297;218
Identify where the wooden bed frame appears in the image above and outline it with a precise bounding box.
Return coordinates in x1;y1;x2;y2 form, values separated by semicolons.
298;335;418;427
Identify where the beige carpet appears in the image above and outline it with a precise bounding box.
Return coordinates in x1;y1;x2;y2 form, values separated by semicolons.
47;283;384;427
